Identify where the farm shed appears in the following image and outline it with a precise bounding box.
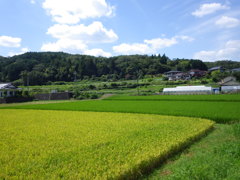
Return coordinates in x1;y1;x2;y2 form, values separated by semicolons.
163;86;213;95
0;83;17;98
231;68;240;72
208;66;225;73
34;92;71;100
221;86;240;93
219;76;240;86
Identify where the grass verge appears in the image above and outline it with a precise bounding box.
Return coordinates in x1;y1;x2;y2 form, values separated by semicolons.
145;123;240;180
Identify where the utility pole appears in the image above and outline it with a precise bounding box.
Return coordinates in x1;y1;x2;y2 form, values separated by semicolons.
27;73;29;92
136;69;140;96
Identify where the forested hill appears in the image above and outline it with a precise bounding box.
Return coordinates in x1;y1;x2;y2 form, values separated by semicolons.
0;52;239;85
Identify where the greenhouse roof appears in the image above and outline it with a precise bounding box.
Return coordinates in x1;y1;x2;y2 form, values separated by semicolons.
163;86;212;92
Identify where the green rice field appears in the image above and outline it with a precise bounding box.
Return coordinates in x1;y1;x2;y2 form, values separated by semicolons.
0;109;213;179
2;99;239;123
106;94;240;102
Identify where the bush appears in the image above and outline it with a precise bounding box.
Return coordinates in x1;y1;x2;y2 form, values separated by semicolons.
73;90;101;100
12;79;24;86
51;81;66;85
88;84;96;90
201;80;208;84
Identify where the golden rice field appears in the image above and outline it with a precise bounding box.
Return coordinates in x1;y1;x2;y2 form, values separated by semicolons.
0;109;214;179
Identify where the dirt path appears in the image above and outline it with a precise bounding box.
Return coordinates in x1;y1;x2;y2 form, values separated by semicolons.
99;94;115;100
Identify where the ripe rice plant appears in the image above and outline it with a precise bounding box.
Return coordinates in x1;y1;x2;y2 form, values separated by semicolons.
0;109;214;179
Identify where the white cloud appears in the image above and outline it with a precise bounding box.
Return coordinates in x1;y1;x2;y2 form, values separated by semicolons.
42;0;114;24
113;36;193;55
30;0;36;4
0;36;21;48
176;35;195;42
41;39;87;52
144;38;178;50
193;40;240;61
8;47;30;57
215;16;240;28
113;43;154;55
83;48;111;57
192;3;229;17
47;21;118;43
41;21;118;56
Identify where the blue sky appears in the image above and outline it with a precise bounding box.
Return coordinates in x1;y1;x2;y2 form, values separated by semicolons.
0;0;240;61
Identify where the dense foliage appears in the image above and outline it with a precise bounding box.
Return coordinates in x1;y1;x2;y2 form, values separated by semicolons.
0;52;212;85
205;60;240;69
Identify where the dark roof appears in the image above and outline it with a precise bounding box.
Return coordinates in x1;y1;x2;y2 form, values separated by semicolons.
189;69;205;72
209;66;223;71
164;71;181;74
232;68;240;72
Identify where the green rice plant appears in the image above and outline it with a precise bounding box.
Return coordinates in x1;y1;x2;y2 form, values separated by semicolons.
105;94;240;102
2;100;239;123
0;109;214;179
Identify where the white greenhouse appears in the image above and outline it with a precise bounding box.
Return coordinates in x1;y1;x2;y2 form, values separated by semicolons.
221;86;240;92
163;85;213;95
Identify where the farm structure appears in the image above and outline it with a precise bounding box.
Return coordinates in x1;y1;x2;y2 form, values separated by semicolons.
208;66;225;73
34;92;71;100
221;86;240;93
0;83;17;98
231;67;240;72
219;76;240;86
163;86;213;95
164;69;206;81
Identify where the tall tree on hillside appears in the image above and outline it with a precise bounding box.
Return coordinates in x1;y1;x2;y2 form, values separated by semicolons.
160;54;168;64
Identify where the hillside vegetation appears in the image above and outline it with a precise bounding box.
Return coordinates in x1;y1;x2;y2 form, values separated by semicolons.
1;52;240;86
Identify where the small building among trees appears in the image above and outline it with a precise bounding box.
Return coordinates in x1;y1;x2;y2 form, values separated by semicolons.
0;83;17;98
219;76;240;86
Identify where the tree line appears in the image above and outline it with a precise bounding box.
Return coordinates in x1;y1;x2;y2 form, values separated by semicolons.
0;52;239;86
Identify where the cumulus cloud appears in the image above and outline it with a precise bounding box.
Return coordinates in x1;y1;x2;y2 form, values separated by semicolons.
144;38;178;50
41;21;118;57
113;36;193;55
0;36;21;48
193;40;240;61
41;39;87;52
42;0;114;24
113;43;154;55
83;48;111;57
192;3;229;17
215;16;240;28
8;47;30;57
47;21;118;43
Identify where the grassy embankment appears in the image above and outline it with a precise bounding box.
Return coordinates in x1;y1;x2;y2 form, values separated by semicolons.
145;123;240;180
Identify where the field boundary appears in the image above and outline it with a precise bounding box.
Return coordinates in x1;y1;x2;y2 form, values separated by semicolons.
117;124;215;179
